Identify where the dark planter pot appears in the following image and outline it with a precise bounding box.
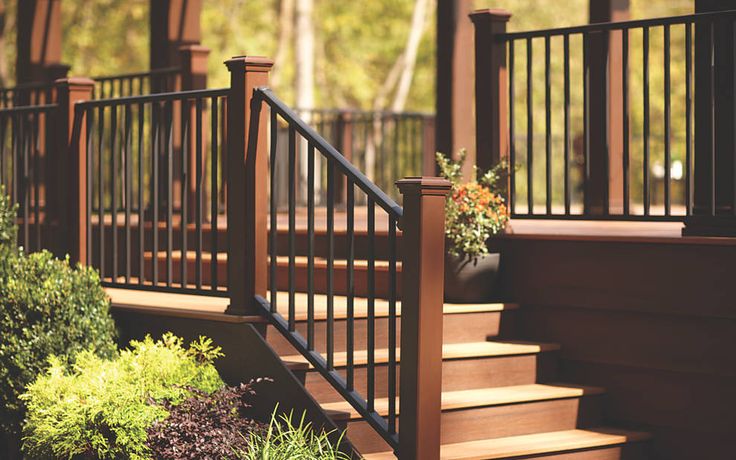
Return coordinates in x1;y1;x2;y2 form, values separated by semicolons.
443;252;501;303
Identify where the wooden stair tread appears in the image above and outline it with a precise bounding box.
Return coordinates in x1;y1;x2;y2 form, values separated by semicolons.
281;341;560;368
324;383;605;420
363;428;651;460
106;287;515;319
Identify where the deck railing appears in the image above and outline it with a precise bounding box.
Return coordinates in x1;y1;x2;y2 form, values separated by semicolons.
472;9;736;226
0;103;57;251
74;87;229;295
276;108;435;205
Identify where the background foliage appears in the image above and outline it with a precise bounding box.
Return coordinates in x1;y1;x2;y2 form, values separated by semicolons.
0;0;693;112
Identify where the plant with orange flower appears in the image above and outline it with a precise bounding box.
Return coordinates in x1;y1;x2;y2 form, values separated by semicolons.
436;150;509;257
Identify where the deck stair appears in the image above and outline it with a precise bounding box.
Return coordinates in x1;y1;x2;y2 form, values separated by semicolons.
125;222;652;459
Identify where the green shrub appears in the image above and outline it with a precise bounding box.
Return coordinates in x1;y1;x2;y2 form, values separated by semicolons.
21;334;225;460
237;408;351;460
0;190;117;438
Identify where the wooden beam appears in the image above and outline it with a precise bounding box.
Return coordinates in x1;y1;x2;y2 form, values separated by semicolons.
16;0;63;84
684;0;736;236
436;0;474;176
225;56;273;315
150;0;202;71
396;176;451;460
586;0;629;215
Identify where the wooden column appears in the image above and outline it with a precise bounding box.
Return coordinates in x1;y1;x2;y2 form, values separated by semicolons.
396;176;451;460
586;0;629;215
225;56;273;315
16;0;63;85
150;0;202;71
684;0;736;236
436;0;475;176
54;78;94;264
470;9;511;183
421;115;437;176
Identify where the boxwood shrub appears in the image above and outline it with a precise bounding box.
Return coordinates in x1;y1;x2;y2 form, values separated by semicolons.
0;189;117;438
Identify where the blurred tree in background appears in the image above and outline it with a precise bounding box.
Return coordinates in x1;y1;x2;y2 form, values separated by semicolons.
0;0;692;115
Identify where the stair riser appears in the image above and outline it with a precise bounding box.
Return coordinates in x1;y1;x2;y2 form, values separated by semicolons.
344;396;604;454
266;311;514;355
141;256;400;298
303;354;559;402
522;443;649;460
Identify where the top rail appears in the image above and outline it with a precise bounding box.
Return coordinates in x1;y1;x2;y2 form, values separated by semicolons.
501;9;736;40
76;87;229;108
0;104;57;115
257;87;404;220
92;66;181;82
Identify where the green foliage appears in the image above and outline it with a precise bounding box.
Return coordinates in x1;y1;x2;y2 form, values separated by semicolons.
437;150;509;258
236;407;351;460
0;190;117;437
21;334;225;460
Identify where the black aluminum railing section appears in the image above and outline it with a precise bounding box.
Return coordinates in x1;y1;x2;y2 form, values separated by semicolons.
0;104;56;252
253;88;403;450
75;88;229;295
276;108;432;204
500;10;736;220
0;82;55;108
92;67;180;99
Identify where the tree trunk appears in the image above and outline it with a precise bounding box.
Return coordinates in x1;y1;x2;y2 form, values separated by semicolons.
391;0;431;112
271;0;295;91
295;0;315;203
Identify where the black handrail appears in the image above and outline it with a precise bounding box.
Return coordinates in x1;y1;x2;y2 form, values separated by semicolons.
92;66;181;82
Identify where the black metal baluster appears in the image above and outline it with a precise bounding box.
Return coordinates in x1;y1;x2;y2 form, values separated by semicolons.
288;125;296;331
21;114;28;246
124;104;132;282
623;28;630;215
181;99;190;288
564;34;571;214
152;102;160;285
138;103;145;285
211;97;219;291
98;106;105;279
545;35;552;214
166;101;174;286
346;181;355;391
527;37;534;214
643;26;650;215
509;39;516;214
86;108;95;264
685;23;693;215
196;97;203;290
326;158;335;370
664;24;671;216
111;105;118;282
583;32;591;214
709;21;716;216
387;215;397;434
269;109;278;308
307;141;315;350
367;198;375;412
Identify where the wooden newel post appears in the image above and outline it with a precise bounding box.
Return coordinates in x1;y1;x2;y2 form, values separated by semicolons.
225;56;273;315
470;9;511;189
54;77;94;264
396;176;451;460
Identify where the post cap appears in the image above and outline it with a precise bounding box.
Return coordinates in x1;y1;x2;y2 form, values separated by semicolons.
225;56;274;73
54;77;95;88
396;176;452;196
469;9;512;23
